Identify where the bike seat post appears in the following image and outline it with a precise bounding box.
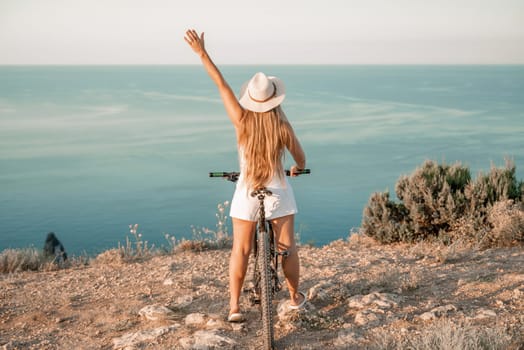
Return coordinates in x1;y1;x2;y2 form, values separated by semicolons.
278;250;290;258
257;190;266;222
251;188;272;223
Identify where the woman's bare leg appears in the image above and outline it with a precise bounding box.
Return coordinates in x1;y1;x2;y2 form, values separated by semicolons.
270;214;304;306
229;217;256;314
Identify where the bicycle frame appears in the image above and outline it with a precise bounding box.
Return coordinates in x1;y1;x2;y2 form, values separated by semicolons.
248;188;285;307
210;169;310;350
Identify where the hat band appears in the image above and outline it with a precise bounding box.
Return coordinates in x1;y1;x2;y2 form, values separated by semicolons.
248;82;277;103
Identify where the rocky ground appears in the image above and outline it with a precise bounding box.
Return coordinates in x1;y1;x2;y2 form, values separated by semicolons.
1;235;523;349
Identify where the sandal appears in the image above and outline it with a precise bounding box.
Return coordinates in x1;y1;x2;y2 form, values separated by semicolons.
227;312;245;322
288;291;307;310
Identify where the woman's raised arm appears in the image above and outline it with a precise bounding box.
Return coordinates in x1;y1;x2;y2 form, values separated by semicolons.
184;29;243;127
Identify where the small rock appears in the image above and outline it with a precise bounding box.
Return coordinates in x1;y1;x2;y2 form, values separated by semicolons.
277;300;291;320
348;292;401;310
475;308;497;319
513;288;522;299
113;325;178;349
174;295;193;308
185;313;206;326
354;310;379;326
295;345;315;350
418;311;436;321
277;302;300;327
205;318;227;330
178;337;194;349
276;298;314;321
179;330;236;350
418;304;457;321
1;342;15;350
230;322;245;332
333;329;357;346
139;305;176;321
307;282;334;301
276;298;319;331
431;304;457;316
163;278;174;286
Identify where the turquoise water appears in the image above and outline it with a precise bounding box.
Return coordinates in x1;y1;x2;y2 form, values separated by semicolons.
1;65;523;255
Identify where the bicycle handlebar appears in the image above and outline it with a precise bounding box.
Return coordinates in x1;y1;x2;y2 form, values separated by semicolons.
209;169;311;182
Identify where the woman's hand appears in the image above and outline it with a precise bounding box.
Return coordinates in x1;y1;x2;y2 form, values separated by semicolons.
289;165;303;177
183;28;243;127
184;29;206;57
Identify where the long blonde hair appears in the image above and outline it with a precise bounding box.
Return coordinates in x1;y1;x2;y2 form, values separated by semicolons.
238;105;292;189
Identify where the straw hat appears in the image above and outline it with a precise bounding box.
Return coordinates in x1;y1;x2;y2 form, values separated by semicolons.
238;72;286;113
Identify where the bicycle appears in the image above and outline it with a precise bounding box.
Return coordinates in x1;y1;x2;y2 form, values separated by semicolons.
210;169;311;350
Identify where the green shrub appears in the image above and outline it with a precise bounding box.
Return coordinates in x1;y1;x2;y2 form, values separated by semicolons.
362;191;413;243
465;159;521;218
362;159;523;246
395;160;470;238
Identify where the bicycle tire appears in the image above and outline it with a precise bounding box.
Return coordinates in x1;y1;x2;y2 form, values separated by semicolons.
257;224;275;350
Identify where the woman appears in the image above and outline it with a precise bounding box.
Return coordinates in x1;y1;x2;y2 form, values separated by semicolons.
184;29;307;322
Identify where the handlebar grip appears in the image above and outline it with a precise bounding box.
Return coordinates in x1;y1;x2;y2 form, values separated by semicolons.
209;172;229;177
209;172;240;182
285;168;311;176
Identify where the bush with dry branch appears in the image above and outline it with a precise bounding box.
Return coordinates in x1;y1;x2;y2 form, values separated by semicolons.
362;159;523;247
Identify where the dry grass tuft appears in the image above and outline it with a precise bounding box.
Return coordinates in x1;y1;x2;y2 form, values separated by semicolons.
177;239;216;252
115;201;232;258
173;201;232;252
0;247;74;273
374;266;421;293
482;200;524;248
93;248;126;266
407;238;475;266
349;263;421;295
117;224;156;262
0;248;45;273
371;319;513;350
348;229;380;249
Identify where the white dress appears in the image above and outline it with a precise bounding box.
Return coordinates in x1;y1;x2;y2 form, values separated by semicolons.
229;150;298;222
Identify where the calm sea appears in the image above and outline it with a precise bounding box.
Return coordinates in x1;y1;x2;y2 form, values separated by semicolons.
1;65;523;255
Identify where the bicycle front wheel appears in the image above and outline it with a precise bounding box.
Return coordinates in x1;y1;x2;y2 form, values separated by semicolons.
257;227;274;350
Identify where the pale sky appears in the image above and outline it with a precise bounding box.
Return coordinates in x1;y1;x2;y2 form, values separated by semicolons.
1;0;523;64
